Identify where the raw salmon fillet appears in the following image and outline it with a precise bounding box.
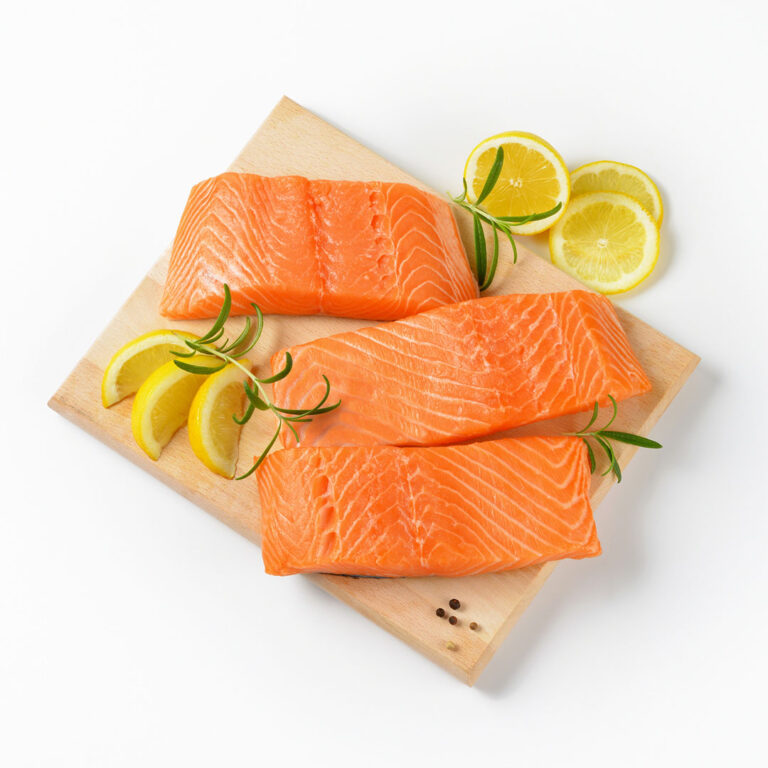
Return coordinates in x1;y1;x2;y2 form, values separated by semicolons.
258;436;600;577
160;173;477;320
272;290;651;448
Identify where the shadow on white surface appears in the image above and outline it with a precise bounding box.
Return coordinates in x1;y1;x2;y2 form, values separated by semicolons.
475;361;718;696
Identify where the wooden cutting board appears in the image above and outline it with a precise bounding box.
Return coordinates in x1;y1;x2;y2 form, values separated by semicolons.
49;96;699;684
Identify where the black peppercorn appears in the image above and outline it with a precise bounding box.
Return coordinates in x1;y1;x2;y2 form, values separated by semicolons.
435;607;446;618
448;615;458;625
449;598;460;610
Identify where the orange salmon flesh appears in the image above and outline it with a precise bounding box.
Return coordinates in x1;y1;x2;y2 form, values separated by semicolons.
258;437;600;578
271;290;651;448
160;173;477;320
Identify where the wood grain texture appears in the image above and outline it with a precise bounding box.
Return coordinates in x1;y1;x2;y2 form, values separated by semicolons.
48;97;699;685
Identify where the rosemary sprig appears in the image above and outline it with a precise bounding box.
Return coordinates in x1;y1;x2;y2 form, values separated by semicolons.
450;146;563;290
566;395;662;482
171;285;340;480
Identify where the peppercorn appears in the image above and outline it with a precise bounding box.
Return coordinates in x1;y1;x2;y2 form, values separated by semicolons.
448;615;458;625
449;598;461;610
469;622;478;631
435;607;446;618
445;641;457;651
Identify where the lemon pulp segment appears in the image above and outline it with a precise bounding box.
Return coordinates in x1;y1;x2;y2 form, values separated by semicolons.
101;330;196;407
464;132;570;235
188;362;252;478
570;161;663;223
131;356;218;460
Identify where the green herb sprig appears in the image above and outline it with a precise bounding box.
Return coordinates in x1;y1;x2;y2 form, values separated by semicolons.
450;146;563;290
171;285;340;480
566;395;662;482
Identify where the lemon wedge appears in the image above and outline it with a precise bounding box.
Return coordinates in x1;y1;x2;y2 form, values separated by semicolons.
188;362;253;478
570;161;663;224
102;330;196;407
131;356;219;460
548;192;660;294
464;132;570;234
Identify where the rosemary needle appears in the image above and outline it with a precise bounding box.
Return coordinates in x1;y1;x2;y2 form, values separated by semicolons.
566;395;662;482
171;285;340;479
449;146;563;291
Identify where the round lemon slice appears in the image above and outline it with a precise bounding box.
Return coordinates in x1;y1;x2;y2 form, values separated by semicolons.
102;330;197;407
131;356;219;461
464;131;570;234
188;362;253;478
570;161;663;224
548;192;660;294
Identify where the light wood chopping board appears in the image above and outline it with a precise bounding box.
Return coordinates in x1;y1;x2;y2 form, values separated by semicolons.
49;96;699;684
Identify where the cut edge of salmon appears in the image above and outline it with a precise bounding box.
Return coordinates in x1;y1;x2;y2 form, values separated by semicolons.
258;436;600;578
160;173;477;321
270;290;652;449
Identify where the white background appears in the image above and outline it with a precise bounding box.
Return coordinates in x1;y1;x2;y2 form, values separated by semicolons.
2;1;766;765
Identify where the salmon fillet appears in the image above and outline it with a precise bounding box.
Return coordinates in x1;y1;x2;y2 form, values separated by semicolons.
160;173;477;320
271;290;651;448
258;436;600;577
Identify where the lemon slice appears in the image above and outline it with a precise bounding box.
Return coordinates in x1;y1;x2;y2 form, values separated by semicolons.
188;362;253;478
549;192;660;294
131;356;219;460
102;330;196;407
464;132;570;234
570;161;663;223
